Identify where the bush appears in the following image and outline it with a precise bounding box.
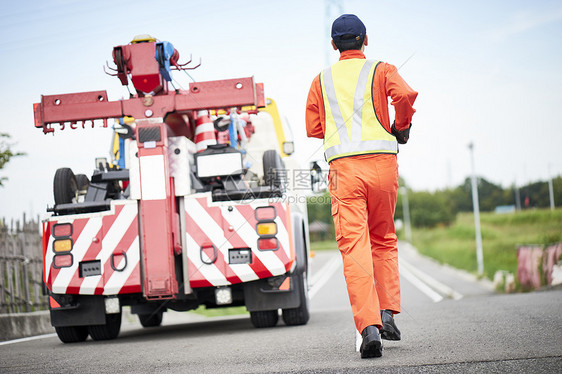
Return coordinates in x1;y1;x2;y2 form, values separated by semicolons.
407;191;455;228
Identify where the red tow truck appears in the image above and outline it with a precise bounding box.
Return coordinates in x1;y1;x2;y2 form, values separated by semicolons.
34;35;313;343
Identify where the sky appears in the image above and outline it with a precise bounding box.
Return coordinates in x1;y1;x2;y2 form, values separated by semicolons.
1;0;561;221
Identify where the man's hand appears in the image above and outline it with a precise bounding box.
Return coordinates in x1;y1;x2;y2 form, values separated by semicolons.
391;122;411;144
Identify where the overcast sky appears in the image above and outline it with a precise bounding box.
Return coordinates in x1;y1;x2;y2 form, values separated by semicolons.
1;0;561;221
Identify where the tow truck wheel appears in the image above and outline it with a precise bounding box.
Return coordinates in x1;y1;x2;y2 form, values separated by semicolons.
54;325;89;343
138;310;163;328
75;174;90;192
282;271;310;326
53;168;78;205
88;312;122;340
250;310;279;328
263;150;286;190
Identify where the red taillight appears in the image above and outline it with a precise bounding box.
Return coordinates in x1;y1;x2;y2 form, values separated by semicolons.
53;253;73;268
256;206;278;251
258;237;278;251
255;206;276;221
53;223;72;238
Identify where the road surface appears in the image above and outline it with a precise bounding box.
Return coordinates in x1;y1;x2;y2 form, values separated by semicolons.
1;243;561;373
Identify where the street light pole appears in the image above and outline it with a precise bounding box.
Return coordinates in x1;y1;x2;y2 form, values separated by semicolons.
468;142;484;276
400;186;412;243
514;180;521;211
548;164;555;210
324;0;344;66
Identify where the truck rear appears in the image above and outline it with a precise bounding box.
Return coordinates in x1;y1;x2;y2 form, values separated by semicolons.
35;36;313;343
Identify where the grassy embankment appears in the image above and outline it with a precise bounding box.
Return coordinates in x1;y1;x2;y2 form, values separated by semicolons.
311;208;562;282
413;208;562;281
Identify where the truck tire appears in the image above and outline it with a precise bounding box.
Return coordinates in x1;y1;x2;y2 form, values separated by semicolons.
53;168;78;205
282;218;310;326
55;325;89;343
263;150;286;190
88;312;121;340
282;271;310;326
250;310;279;328
75;174;90;192
138;310;163;328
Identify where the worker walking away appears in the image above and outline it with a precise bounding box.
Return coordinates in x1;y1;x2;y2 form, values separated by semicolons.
305;14;417;358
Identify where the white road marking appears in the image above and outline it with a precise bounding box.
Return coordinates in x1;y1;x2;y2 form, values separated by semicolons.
309;255;342;299
400;258;464;301
400;262;444;302
0;333;57;346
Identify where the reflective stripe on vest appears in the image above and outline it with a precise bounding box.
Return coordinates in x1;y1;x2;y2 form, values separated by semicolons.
320;59;397;162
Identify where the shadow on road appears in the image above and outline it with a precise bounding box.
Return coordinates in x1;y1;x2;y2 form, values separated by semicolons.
117;316;253;343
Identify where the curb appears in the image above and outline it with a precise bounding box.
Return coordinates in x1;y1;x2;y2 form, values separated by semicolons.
0;307;240;343
0;311;54;341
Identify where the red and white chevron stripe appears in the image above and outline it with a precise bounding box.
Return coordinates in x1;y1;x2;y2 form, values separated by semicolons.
44;200;141;295
185;194;295;288
44;194;295;295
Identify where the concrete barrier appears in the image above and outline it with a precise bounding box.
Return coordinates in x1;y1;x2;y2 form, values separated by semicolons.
543;243;562;286
0;311;54;341
517;243;562;290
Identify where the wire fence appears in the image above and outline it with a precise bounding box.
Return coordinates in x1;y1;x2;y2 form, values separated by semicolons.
0;214;48;314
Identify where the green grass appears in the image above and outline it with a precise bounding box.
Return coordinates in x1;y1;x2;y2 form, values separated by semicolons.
308;208;562;283
310;240;338;251
411;208;562;280
189;305;248;317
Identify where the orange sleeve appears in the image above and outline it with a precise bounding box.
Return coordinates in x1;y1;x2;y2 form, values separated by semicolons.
305;74;325;139
383;63;418;130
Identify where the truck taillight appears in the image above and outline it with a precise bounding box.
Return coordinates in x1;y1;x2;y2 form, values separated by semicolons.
256;206;278;251
257;222;277;236
53;254;73;268
255;206;276;221
258;238;278;251
53;223;72;237
52;222;73;268
53;239;73;253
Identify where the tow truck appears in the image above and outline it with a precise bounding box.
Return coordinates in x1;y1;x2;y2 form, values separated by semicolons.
33;35;314;343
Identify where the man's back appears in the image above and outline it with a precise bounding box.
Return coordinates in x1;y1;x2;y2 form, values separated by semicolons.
304;13;417;359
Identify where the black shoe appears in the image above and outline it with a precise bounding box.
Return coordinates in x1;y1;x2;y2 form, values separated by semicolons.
380;310;401;341
360;325;383;358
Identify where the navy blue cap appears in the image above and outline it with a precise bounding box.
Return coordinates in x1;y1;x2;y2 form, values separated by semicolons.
331;14;366;42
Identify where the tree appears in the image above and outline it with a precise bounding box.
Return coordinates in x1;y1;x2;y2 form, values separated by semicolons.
0;132;25;186
448;177;511;213
306;191;334;238
408;190;456;228
520;180;553;208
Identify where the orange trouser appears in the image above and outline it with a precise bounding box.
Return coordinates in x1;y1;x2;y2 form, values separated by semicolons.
329;153;400;334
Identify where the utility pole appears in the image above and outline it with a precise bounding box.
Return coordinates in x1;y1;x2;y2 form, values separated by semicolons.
468;142;484;276
514;180;521;211
548;165;555;210
400;186;412;243
324;0;344;66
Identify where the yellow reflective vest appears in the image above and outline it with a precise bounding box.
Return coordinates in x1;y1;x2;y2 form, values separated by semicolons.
320;59;397;163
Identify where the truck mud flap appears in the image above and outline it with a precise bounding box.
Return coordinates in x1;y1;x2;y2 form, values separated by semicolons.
243;276;301;312
50;295;106;327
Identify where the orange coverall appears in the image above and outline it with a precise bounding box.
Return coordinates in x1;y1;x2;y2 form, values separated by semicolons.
306;50;417;334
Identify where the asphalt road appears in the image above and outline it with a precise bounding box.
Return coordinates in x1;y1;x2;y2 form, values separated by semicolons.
1;243;561;373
